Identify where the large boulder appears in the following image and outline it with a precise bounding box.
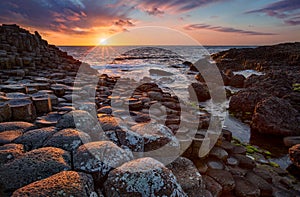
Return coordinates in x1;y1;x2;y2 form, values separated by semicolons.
251;97;300;136
14;126;57;151
105;129;144;152
43;128;91;152
98;115;122;131
0;121;35;132
0;147;71;194
57;110;97;131
73;141;132;183
130;122;179;152
56;110;100;139
188;83;211;102
229;89;269;118
12;171;96;197
104;157;187;196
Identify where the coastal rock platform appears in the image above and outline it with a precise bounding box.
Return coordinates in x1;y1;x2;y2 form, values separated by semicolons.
0;24;299;196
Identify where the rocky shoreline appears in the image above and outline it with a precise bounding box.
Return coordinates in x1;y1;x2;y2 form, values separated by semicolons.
0;24;300;196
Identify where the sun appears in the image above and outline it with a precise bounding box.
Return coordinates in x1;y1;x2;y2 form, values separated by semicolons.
99;38;108;45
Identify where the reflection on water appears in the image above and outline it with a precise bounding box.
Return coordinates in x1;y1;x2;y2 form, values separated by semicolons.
224;113;250;142
224;113;291;169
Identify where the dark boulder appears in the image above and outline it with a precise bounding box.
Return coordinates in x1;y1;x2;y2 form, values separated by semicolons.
188;83;211;102
251;97;300;136
14;126;57;151
229;74;246;88
73;141;132;183
12;171;96;197
104;157;187;196
229;89;269;120
0;147;71;194
43;128;91;152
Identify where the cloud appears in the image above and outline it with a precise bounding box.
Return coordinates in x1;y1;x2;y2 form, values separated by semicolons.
0;0;232;36
284;16;300;25
184;23;277;35
123;0;230;15
0;0;135;35
114;19;135;27
245;0;300;25
146;7;164;16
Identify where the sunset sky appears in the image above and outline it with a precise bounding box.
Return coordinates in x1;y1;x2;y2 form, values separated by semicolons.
0;0;299;46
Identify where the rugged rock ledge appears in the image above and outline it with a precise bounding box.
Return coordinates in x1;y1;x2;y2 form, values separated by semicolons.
0;24;299;197
0;24;97;76
214;43;300;183
212;42;300;72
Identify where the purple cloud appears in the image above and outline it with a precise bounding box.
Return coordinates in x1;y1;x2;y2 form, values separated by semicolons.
114;19;135;27
0;0;135;34
245;0;300;25
184;24;277;35
284;16;300;25
124;0;231;15
146;7;164;16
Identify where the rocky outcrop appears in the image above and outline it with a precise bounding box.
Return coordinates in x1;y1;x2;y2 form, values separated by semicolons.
0;24;96;74
229;89;269;120
212;42;300;72
251;97;300;136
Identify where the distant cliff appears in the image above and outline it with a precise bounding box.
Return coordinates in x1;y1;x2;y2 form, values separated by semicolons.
0;24;96;74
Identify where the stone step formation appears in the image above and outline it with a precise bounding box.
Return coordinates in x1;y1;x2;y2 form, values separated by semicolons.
0;24;299;197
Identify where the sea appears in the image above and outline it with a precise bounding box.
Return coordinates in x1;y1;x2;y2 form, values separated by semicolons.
59;45;251;70
59;45;290;168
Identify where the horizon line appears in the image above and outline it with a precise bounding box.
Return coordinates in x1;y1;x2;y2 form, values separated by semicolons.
58;44;259;47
